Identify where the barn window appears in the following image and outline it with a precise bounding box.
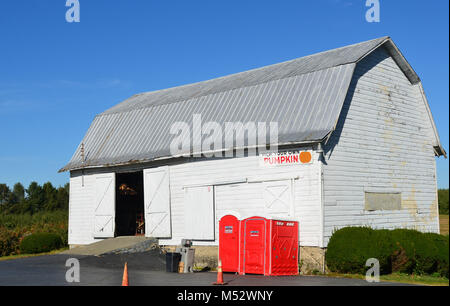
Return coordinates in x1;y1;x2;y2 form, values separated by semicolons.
364;192;402;211
184;186;215;240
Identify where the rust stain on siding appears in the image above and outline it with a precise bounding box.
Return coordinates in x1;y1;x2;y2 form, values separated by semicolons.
402;186;438;226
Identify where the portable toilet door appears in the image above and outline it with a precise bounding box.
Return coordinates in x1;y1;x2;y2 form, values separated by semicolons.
218;215;240;273
240;217;268;275
269;219;299;276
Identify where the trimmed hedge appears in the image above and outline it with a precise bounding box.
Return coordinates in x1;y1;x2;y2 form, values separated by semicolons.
326;227;449;278
19;233;63;254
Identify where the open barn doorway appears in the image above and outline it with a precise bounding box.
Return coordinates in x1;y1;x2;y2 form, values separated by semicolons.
115;171;145;236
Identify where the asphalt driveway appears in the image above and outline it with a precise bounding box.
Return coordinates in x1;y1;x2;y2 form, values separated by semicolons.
0;253;412;286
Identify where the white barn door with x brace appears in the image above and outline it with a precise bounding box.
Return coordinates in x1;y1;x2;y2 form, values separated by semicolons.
144;166;172;238
263;180;294;217
93;173;116;238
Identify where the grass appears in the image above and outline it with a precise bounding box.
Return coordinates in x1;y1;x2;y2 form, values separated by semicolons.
0;210;68;229
440;215;449;235
0;248;68;262
381;273;449;286
325;272;449;286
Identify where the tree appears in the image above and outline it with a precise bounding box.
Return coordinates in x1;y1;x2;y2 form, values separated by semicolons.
55;184;69;210
26;182;45;214
438;189;449;215
0;184;11;207
43;182;57;211
0;181;69;214
6;182;25;209
12;183;25;202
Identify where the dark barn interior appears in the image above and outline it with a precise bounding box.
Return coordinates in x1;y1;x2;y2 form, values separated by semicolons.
115;171;145;236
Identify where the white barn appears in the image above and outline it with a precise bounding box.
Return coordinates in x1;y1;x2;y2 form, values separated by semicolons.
60;37;446;271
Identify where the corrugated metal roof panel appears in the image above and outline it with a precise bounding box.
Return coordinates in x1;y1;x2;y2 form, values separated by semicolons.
61;63;355;171
103;37;388;115
60;36;432;172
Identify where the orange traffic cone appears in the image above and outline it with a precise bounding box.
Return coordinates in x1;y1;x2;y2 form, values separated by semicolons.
213;259;227;285
122;262;129;286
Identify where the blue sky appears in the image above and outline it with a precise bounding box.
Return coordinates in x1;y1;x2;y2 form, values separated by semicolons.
0;0;448;189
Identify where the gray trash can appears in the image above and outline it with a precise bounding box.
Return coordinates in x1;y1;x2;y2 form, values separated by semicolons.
176;247;195;273
166;252;181;273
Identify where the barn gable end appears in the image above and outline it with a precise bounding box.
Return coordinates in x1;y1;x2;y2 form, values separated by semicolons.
322;46;441;246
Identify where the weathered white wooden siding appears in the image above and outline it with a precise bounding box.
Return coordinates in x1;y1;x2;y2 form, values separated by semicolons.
322;47;439;246
160;151;322;247
69;150;322;247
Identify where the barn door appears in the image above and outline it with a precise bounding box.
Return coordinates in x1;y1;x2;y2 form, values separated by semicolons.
184;186;215;240
93;173;116;238
143;166;171;238
263;180;293;217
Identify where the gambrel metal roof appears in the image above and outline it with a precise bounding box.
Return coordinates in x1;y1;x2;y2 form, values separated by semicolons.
60;36;445;172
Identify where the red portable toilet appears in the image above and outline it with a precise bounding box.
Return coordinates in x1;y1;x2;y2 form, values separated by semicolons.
218;215;240;273
270;218;300;276
239;216;299;276
239;217;267;275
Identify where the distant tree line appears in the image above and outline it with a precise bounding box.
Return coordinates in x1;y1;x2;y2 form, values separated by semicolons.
439;189;449;215
0;182;69;214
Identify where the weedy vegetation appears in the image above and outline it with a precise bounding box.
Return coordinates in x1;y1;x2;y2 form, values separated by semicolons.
0;182;68;256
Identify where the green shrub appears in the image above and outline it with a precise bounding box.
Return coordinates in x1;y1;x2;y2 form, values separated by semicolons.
412;233;439;275
371;229;395;274
426;234;449;278
325;227;393;275
391;230;448;277
19;233;63;254
326;227;449;278
390;229;423;274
